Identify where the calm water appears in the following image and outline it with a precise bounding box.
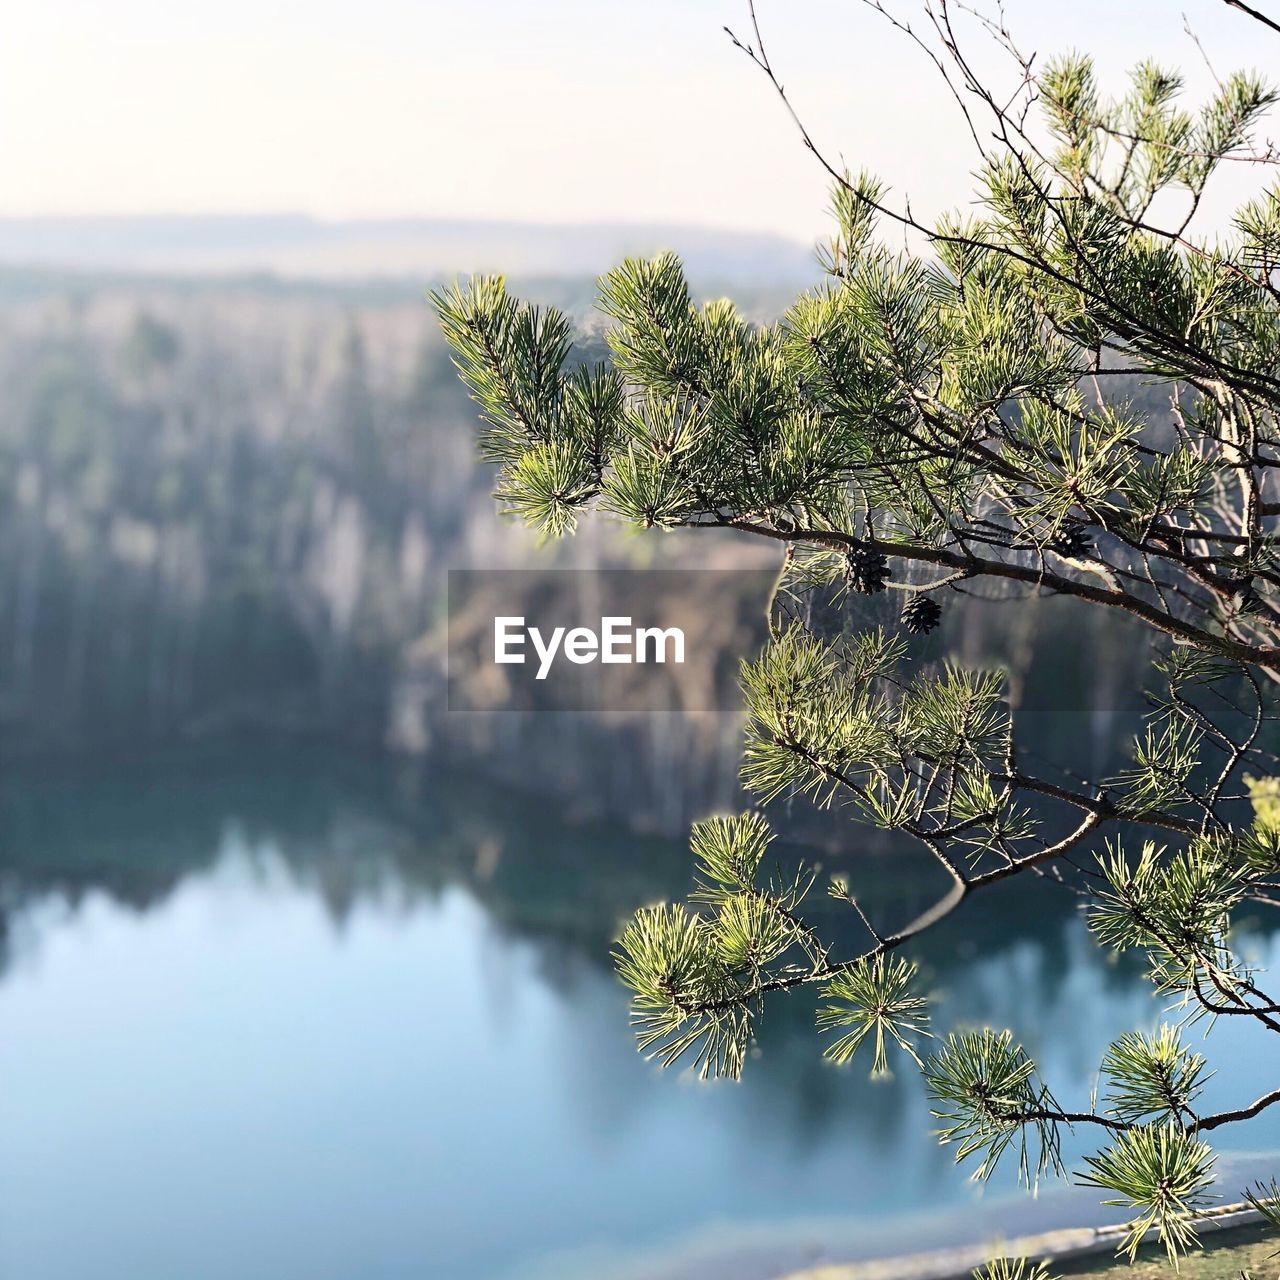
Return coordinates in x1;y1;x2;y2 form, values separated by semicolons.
1;750;1277;1280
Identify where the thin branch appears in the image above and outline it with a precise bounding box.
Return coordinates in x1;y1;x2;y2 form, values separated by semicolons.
1223;0;1280;37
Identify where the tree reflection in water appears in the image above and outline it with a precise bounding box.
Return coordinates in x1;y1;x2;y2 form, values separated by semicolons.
0;747;1277;1280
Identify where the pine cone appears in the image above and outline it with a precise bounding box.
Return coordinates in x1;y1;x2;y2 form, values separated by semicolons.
901;594;942;635
1052;521;1093;558
844;546;890;594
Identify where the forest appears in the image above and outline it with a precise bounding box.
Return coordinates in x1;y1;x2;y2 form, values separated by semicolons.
0;268;1167;838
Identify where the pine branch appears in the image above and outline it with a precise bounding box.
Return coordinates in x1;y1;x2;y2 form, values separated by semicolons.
1224;0;1280;37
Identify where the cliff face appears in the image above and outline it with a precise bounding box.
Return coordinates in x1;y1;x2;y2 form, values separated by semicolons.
0;272;1163;835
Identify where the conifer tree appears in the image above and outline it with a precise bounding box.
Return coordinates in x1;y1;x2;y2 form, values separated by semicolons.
437;1;1280;1262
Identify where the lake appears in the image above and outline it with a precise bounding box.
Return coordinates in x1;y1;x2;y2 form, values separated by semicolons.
1;748;1277;1280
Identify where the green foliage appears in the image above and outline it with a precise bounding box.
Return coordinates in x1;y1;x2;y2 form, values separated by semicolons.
924;1030;1062;1186
613;810;820;1081
690;811;774;892
1244;1178;1280;1233
496;439;596;536
1245;774;1280;835
1089;839;1246;1000
971;1260;1054;1280
1113;716;1203;814
433;277;625;535
1100;1026;1210;1126
737;626;1022;863
438;17;1280;1265
739;626;900;809
1078;1124;1216;1262
433;277;572;463
613;902;753;1081
817;955;930;1077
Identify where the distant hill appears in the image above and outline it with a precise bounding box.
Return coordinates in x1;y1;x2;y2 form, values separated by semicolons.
0;215;818;289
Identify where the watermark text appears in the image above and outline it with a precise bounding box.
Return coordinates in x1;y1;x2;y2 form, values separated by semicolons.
495;615;685;679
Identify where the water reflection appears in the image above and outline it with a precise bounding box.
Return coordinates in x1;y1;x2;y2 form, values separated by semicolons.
0;750;1276;1280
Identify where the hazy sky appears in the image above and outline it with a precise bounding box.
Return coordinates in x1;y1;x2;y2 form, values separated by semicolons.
4;0;1276;241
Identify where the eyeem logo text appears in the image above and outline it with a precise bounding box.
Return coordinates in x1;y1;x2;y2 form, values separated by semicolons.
494;616;686;680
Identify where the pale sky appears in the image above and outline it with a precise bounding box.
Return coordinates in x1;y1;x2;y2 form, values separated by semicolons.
3;0;1276;241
